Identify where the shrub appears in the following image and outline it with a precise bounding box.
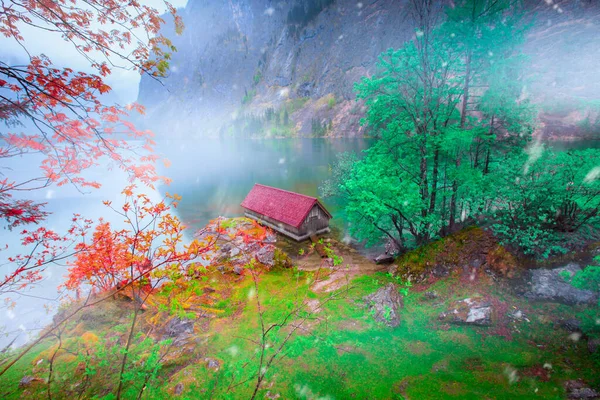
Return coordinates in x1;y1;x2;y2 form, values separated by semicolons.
242;88;256;105
564;256;600;340
327;95;336;109
488;148;600;258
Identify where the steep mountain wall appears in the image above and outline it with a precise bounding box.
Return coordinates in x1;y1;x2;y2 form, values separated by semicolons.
137;0;600;140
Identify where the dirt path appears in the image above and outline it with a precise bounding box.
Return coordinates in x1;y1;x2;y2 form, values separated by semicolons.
276;234;387;293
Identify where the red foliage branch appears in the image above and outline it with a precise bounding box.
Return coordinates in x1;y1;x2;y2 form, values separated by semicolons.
0;0;183;294
0;0;183;203
63;186;216;296
0;214;92;295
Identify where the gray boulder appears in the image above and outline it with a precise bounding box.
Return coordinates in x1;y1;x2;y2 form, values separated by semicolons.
439;297;492;326
174;383;184;396
163;317;194;343
255;245;275;267
264;233;277;244
588;338;600;354
565;380;600;399
423;291;439;301
508;310;526;321
432;263;451;278
374;253;394;264
19;376;44;388
233;265;244;275
205;358;221;370
229;247;240;257
525;263;597;305
560;318;582;333
363;283;404;327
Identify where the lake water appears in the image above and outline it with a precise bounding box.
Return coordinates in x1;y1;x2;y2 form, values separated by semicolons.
0;138;371;348
159;138;372;233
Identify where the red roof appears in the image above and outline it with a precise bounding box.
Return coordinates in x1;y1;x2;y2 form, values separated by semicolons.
241;184;331;228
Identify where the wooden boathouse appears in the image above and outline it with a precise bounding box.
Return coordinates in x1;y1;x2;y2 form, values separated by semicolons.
241;184;332;241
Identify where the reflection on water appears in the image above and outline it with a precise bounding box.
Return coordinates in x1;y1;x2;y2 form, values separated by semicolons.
550;139;600;151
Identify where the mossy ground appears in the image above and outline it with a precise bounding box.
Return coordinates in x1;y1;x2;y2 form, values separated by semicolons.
395;227;519;281
1;237;598;399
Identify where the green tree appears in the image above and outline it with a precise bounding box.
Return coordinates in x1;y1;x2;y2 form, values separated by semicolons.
341;2;461;248
320;152;359;198
311;118;327;137
338;0;533;250
440;0;534;230
488;147;600;257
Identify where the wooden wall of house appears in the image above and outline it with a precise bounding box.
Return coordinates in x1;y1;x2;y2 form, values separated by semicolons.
244;209;300;235
244;204;330;239
300;204;330;235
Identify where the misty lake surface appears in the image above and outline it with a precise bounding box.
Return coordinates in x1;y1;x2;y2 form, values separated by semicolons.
160;138;372;233
0;138;371;348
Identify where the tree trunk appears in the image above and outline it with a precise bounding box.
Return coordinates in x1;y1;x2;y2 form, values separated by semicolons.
440;164;448;237
449;50;472;233
483;115;494;175
420;138;429;213
460;51;472;128
391;214;405;251
429;147;439;214
448;177;458;233
419;137;430;243
473;140;481;169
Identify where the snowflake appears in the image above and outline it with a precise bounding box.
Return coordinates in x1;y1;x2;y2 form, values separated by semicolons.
568;332;582;342
584;166;600;183
504;366;519;384
226;345;239;357
279;88;290;99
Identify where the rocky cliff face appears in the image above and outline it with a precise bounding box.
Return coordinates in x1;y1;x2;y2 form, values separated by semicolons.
137;0;600;140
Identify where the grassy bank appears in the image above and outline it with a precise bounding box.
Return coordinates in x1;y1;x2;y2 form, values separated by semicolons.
1;250;598;399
